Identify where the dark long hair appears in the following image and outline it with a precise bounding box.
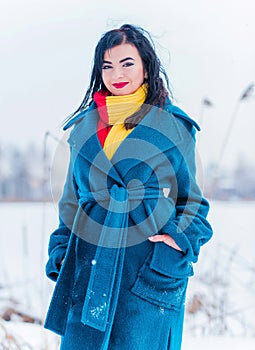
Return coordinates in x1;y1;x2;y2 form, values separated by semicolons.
66;24;172;129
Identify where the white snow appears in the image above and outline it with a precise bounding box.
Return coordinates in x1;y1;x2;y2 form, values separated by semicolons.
0;319;60;349
182;336;255;350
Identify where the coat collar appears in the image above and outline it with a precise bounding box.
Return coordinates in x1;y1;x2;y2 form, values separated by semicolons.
66;100;197;179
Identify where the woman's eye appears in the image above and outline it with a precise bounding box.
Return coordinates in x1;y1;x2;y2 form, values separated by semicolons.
102;65;112;70
123;62;134;67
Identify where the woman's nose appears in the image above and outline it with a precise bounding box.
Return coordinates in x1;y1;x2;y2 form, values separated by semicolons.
112;67;124;80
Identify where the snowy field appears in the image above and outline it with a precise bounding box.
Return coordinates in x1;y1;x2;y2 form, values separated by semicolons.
0;200;255;349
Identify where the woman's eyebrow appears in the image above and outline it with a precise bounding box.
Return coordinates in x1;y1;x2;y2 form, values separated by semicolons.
103;57;135;65
119;57;135;63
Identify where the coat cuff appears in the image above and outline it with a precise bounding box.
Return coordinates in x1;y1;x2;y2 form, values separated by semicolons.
45;248;66;282
150;242;194;278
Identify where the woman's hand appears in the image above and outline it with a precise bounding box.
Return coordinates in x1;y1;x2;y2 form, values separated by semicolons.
148;234;182;252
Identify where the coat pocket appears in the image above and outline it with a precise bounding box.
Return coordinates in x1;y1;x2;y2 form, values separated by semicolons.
131;254;188;311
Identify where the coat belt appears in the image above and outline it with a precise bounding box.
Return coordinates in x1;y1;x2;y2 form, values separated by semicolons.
79;184;164;332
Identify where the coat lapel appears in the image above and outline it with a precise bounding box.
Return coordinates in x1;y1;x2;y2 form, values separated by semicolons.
111;105;184;178
67;103;186;182
67;106;123;184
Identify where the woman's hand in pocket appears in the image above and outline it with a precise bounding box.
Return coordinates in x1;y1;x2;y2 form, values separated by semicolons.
148;234;182;252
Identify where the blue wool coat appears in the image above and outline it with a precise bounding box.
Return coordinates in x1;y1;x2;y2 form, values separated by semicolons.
44;99;213;349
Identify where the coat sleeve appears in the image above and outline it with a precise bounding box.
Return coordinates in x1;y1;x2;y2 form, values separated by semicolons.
150;122;213;278
45;147;78;282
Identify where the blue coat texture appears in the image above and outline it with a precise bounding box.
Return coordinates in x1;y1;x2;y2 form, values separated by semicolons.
44;99;213;349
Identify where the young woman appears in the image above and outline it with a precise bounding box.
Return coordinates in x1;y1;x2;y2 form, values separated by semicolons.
44;24;213;349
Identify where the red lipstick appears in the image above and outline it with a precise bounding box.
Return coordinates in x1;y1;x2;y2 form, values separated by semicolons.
112;82;129;89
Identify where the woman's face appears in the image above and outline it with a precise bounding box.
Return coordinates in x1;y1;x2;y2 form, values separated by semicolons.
102;43;146;96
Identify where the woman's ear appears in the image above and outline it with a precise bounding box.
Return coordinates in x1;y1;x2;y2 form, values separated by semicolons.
144;71;148;79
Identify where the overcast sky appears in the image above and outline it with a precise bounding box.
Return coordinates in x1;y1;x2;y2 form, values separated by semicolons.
0;0;254;170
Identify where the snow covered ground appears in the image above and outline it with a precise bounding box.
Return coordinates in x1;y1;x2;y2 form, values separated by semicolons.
183;336;255;349
0;200;254;349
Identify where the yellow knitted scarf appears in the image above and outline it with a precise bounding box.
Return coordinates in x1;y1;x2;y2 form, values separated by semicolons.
101;84;147;159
